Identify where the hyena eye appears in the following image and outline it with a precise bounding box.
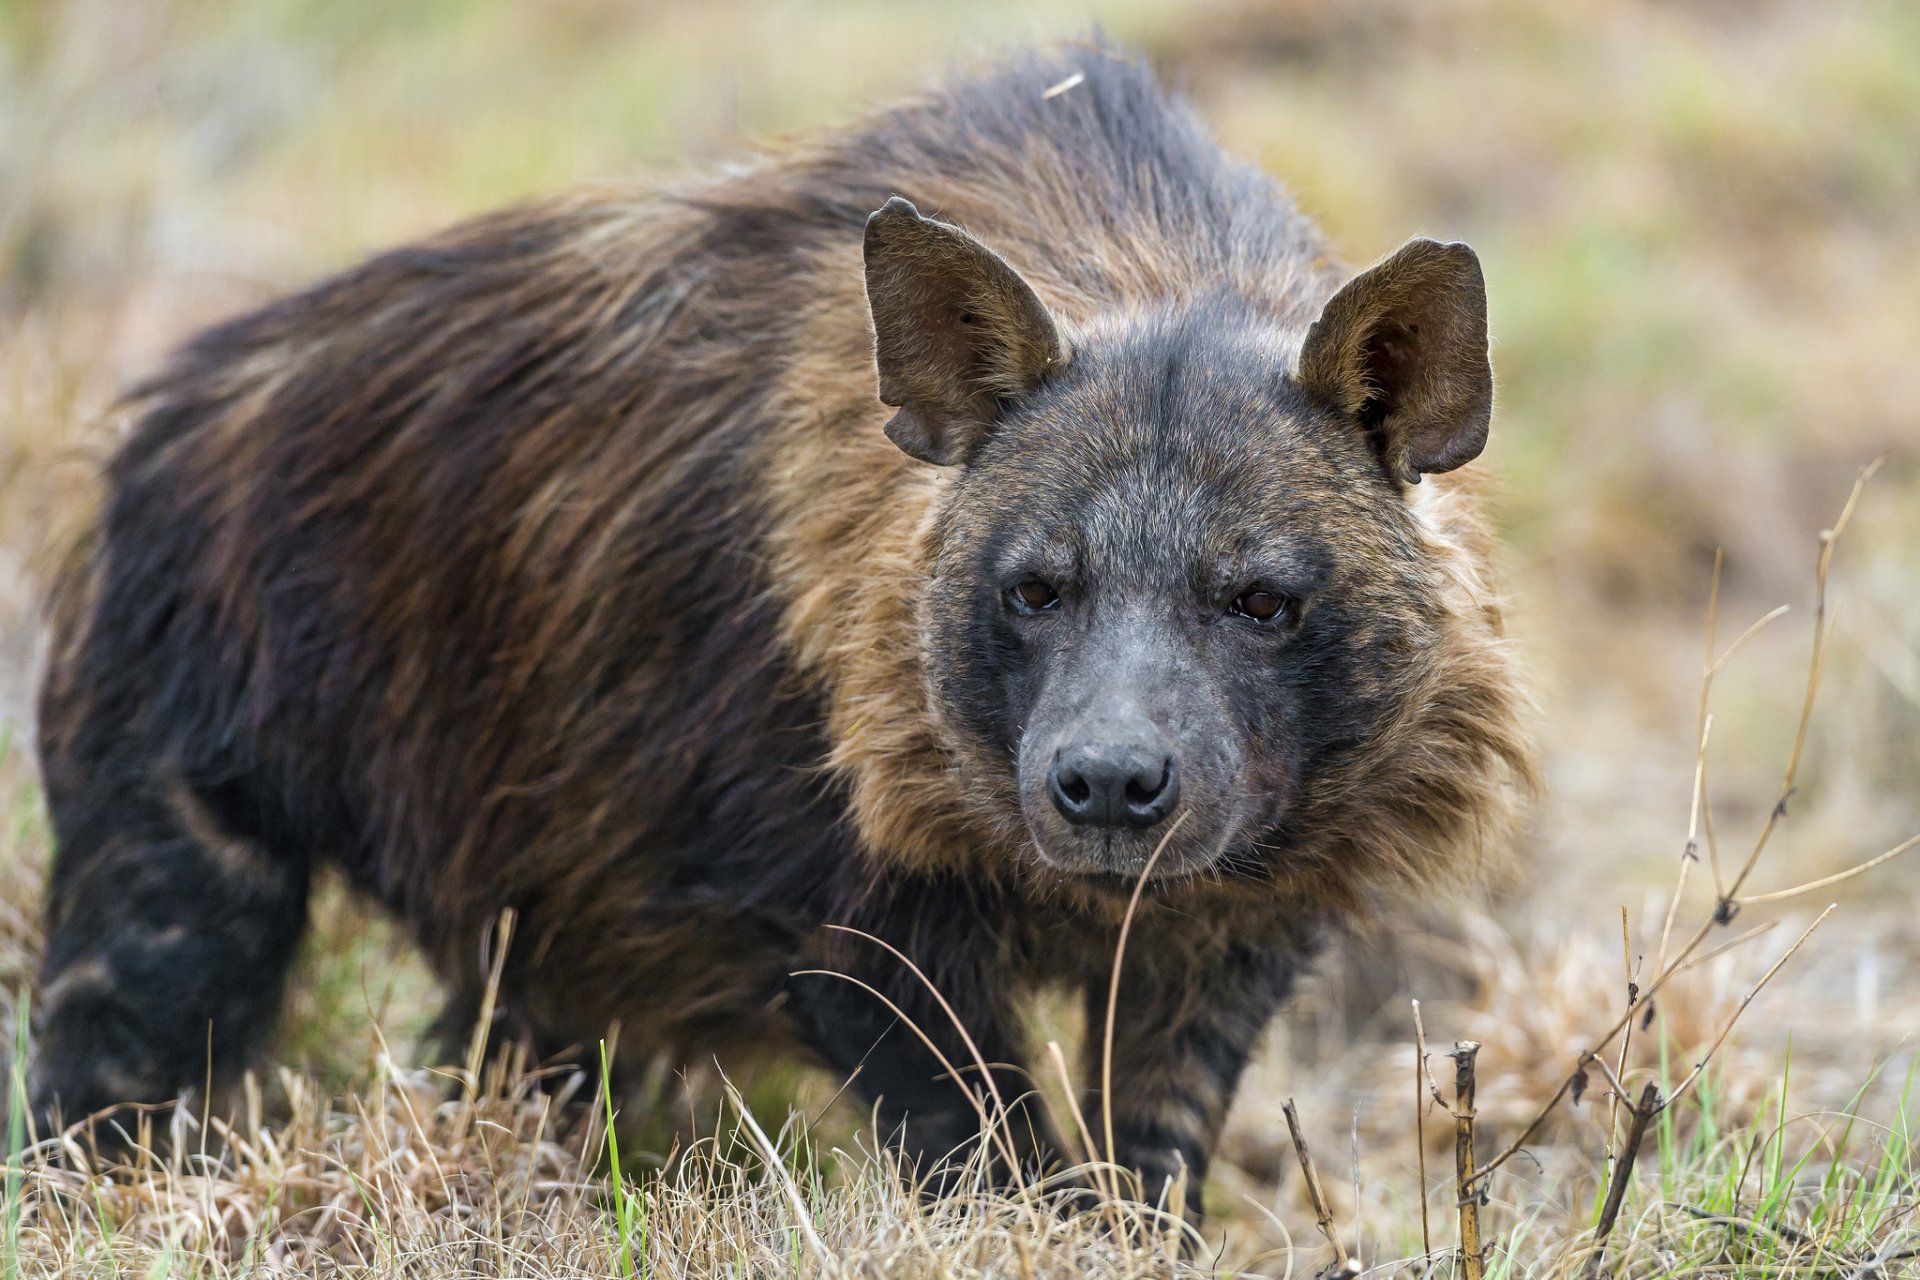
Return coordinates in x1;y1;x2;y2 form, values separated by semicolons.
1230;589;1298;625
1007;579;1060;614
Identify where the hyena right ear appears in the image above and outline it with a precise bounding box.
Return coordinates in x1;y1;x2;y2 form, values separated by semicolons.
1295;237;1493;485
863;196;1069;466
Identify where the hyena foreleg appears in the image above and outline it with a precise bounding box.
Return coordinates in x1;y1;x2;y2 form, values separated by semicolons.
1087;929;1317;1223
785;878;1060;1192
30;766;312;1137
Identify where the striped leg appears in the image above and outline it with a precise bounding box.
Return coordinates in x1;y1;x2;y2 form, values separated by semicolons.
785;874;1061;1193
1087;935;1309;1222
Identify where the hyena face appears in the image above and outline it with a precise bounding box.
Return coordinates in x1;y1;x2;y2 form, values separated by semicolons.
864;198;1493;884
929;326;1378;881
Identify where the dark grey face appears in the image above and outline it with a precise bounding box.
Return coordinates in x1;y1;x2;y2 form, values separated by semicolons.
862;198;1493;884
922;317;1403;881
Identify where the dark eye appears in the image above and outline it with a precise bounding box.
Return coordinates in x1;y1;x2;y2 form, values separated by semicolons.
1007;579;1060;614
1230;589;1297;625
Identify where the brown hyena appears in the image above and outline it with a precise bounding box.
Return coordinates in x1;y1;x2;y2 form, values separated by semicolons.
30;43;1534;1214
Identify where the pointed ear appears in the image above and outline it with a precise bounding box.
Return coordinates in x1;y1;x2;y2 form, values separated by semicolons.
863;196;1069;466
1295;238;1493;485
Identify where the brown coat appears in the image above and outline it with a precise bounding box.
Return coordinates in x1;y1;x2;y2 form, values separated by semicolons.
32;42;1534;1213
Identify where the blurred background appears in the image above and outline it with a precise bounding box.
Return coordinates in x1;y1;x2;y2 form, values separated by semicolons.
1;0;1916;1257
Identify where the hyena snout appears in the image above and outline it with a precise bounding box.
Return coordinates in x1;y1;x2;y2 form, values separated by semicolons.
1048;739;1178;830
1019;666;1251;878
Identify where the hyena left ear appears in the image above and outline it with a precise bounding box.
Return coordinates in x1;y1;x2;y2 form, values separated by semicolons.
1295;237;1492;485
863;196;1069;466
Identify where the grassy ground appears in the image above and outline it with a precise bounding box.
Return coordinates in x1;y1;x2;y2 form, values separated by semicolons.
2;0;1919;1274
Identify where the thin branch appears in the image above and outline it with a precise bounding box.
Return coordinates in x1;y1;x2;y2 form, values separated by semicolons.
1700;770;1724;918
1665;904;1835;1108
1843;1232;1920;1279
1472;909;1717;1183
1720;460;1879;919
1736;831;1920;907
1698;549;1725;900
1587;1051;1630;1103
1413;999;1449;1110
1679;1202;1872;1275
1673;919;1780;973
1708;604;1791;678
1659;713;1711;974
1283;1098;1357;1275
1474;466;1881;1186
1412;1000;1432;1262
1586;1082;1662;1279
1677;1203;1814;1247
1452;1041;1485;1280
1604;907;1636;1180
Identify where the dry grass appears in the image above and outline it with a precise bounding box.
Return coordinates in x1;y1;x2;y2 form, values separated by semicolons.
2;1058;1224;1278
2;493;1914;1277
4;0;1919;1275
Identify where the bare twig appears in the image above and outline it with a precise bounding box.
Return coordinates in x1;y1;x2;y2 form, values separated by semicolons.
1586;1082;1662;1279
1708;604;1791;679
1719;460;1879;921
1697;550;1725;900
1586;1049;1630;1103
1282;1099;1358;1276
1604;907;1636;1180
1666;904;1835;1108
1667;562;1791;941
1657;712;1710;975
1735;831;1920;907
1843;1232;1920;1279
1673;919;1780;973
1473;467;1883;1188
1413;1000;1449;1110
1474;840;1815;1184
1452;1041;1485;1280
1685;1201;1900;1275
1412;1000;1432;1261
1471;922;1707;1183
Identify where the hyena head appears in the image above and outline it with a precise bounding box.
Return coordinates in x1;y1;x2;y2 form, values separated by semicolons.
864;197;1494;887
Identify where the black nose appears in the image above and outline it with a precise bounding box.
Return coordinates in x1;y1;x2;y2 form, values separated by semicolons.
1049;744;1179;830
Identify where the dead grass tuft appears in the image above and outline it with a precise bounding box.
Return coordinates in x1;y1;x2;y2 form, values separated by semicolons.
2;1052;1233;1279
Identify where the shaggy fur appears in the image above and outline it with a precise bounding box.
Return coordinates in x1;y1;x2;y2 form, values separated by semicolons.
31;43;1534;1216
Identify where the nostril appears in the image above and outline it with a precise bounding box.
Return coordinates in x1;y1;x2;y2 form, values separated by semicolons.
1051;745;1179;829
1122;762;1169;806
1122;758;1178;828
1049;760;1093;820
